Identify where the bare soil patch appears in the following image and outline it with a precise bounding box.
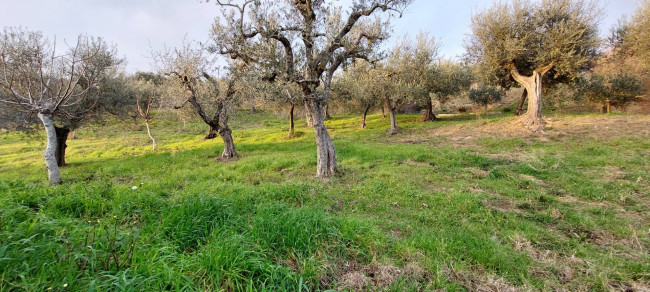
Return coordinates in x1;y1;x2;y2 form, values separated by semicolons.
398;115;650;147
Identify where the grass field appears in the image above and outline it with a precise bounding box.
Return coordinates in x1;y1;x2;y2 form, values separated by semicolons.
0;111;649;291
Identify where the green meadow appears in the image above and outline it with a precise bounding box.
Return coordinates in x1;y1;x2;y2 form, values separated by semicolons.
1;112;648;291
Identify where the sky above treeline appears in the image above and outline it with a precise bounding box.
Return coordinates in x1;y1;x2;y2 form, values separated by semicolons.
0;0;640;73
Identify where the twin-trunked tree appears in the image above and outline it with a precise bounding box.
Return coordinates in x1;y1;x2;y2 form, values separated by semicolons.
0;28;119;185
209;0;411;177
466;0;600;133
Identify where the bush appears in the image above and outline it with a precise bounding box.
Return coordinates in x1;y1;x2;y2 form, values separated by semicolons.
469;85;504;110
575;73;643;112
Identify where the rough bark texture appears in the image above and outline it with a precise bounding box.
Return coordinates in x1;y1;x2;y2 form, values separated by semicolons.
218;127;237;158
204;125;217;140
304;103;314;127
515;89;527;116
422;99;437;122
387;106;400;135
361;106;370;129
38;113;62;185
54;126;70;167
218;106;237;159
305;98;337;177
324;104;332;120
510;62;553;133
382;104;387;119
520;71;545;132
144;121;158;150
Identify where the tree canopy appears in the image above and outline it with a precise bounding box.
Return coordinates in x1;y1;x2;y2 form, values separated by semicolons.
465;0;601;132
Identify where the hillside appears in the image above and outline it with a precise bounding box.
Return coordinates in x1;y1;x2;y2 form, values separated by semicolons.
1;112;649;291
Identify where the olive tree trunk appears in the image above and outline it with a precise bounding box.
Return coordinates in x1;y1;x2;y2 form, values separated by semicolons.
324;104;332;120
144;120;158;150
38;112;62;185
510;63;553;133
422;99;437;122
361;106;370;129
217;103;237;159
305;98;336;177
515;89;527;116
387;105;400;135
218;126;237;158
287;103;295;137
204;125;217;140
304;103;314;127
54;126;70;167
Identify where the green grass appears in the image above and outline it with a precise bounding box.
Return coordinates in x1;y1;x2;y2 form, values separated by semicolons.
0;111;648;291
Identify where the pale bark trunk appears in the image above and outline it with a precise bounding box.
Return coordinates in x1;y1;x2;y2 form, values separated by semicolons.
54;126;70;167
38;113;62;185
218;103;237;159
510;62;552;133
515;89;527;116
361;106;370;129
387;106;400;135
305;98;336;177
422;99;437;122
521;71;545;133
71;129;78;140
219;127;237;158
144;120;158;150
288;103;295;137
382;103;387;119
304;103;314;127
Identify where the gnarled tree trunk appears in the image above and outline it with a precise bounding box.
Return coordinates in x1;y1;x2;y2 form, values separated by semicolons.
217;103;237;159
38;112;62;185
515;89;527;116
361;106;370;129
204;125;217;140
305;97;336;178
54;126;70;167
387;105;400;135
510;62;553;133
218;126;237;158
521;71;544;132
422;99;437;122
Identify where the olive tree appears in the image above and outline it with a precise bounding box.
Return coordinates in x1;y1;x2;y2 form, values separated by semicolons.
575;73;643;113
332;60;380;129
0;27;117;185
465;0;600;132
426;60;473;119
154;41;241;159
209;0;411;177
469;85;504;112
395;33;439;122
132;72;164;150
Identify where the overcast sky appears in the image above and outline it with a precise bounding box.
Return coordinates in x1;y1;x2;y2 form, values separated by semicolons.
0;0;639;73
